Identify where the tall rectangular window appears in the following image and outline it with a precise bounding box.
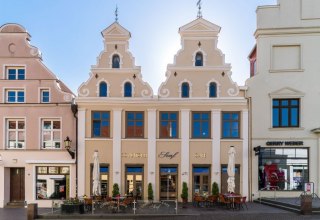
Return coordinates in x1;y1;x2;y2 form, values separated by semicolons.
192;112;210;139
222;112;240;138
6;119;25;149
273;99;299;128
159;112;178;138
6;119;26;149
6;90;25;103
92;111;110;137
41;120;61;149
41;90;50;103
126;111;144;138
7;67;25;80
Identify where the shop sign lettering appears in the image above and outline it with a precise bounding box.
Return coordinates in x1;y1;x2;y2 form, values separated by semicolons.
158;152;179;159
122;153;148;158
194;153;206;158
266;141;303;146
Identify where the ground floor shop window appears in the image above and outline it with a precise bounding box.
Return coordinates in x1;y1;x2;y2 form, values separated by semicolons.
126;166;143;200
258;147;309;191
90;165;109;197
193;167;210;197
160;166;178;200
36;166;70;200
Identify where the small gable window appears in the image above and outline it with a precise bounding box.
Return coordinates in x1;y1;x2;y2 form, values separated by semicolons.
99;82;107;97
124;82;132;97
112;54;120;68
195;52;203;66
209;82;217;98
181;82;189;98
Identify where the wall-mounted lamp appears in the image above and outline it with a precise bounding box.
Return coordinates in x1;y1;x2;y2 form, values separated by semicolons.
115;171;120;175
0;154;3;166
150;171;155;175
214;171;220;175
133;74;136;79
64;136;75;159
182;172;188;176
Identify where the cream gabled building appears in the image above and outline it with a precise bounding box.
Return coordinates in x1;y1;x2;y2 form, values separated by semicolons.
247;0;320;199
77;16;249;201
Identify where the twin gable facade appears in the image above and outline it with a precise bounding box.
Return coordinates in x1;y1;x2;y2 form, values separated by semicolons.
76;17;248;201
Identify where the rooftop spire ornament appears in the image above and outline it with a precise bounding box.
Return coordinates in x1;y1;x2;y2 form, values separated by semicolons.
197;0;202;18
115;5;119;22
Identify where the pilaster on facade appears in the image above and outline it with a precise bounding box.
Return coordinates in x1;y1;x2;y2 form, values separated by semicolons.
211;109;221;187
112;109;122;186
242;109;249;198
77;108;86;196
147;109;157;199
181;109;190;184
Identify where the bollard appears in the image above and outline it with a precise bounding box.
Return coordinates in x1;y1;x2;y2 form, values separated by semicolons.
27;203;38;220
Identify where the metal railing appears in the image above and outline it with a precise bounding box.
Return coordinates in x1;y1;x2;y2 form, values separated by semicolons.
258;186;280;203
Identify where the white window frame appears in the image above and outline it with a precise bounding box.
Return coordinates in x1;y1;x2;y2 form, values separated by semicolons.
5;66;26;80
41;119;62;149
40;89;50;103
6;119;26;149
6;89;25;103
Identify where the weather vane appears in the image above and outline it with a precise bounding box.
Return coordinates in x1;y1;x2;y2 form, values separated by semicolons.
197;0;202;18
115;5;118;22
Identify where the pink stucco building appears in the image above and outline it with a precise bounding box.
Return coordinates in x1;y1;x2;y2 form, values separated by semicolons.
0;24;77;208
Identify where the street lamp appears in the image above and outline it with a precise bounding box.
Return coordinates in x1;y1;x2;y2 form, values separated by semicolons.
64;136;75;159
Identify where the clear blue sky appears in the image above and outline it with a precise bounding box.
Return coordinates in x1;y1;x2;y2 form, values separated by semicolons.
1;0;276;94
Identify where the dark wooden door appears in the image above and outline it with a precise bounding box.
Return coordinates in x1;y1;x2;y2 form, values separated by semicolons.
10;168;25;202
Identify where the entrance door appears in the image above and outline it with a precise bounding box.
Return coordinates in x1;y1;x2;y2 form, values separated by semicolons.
221;165;240;194
159;167;178;200
126;167;143;200
193;167;210;196
10;168;25;202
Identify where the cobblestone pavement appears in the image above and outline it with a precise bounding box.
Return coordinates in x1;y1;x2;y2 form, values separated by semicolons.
1;202;320;220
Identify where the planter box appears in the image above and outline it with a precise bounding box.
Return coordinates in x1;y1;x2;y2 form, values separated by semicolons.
61;204;84;214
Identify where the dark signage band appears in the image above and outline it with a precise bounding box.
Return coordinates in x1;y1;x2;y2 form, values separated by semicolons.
266;141;304;146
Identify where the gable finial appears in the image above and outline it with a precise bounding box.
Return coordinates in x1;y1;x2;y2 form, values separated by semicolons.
197;0;202;18
115;5;119;22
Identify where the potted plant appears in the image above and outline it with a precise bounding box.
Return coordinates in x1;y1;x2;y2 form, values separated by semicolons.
148;183;154;202
112;183;120;197
181;182;188;208
212;182;219;196
61;197;84;214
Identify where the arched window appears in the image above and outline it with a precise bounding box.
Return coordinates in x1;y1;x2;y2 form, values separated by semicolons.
99;82;107;97
209;82;217;98
195;52;203;66
181;82;189;98
124;82;132;97
112;54;120;68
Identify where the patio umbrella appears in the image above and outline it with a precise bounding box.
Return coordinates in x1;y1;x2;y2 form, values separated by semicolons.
92;150;101;196
227;146;236;193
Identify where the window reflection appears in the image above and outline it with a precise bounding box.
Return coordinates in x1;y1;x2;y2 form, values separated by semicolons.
258;148;308;191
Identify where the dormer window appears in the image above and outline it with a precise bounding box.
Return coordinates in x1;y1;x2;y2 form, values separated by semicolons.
124;82;132;97
99;82;107;97
195;52;203;66
112;54;120;68
181;82;190;98
209;82;217;98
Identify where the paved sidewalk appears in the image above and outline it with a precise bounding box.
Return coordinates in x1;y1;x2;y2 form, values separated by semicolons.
1;202;320;220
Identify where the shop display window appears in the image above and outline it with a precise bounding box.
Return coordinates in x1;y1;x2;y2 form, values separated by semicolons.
258;148;308;191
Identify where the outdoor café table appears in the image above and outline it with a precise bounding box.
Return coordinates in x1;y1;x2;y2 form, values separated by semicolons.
224;194;242;210
112;196;126;212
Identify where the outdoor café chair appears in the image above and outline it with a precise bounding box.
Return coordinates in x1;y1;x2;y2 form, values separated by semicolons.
193;195;206;207
219;194;231;209
206;195;218;207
